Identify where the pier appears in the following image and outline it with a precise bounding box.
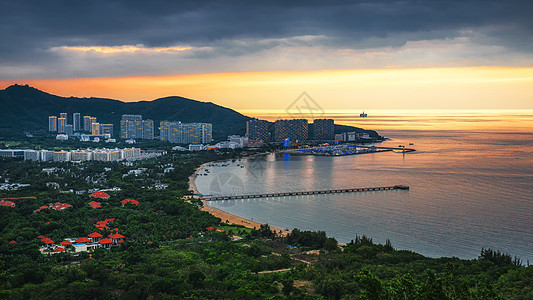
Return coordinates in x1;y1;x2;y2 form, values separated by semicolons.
203;185;409;201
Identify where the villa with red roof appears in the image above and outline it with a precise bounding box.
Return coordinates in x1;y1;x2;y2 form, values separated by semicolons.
120;198;139;206
41;238;55;245
54;202;73;211
108;233;125;243
89;191;110;199
98;238;114;248
60;240;72;246
88;232;103;242
36;219;127;254
75;237;90;243
38;233;127;253
33;202;73;213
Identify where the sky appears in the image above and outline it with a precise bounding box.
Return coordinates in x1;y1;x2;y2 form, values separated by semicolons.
1;0;532;110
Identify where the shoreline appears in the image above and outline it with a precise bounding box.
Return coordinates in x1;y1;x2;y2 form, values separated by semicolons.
188;159;291;237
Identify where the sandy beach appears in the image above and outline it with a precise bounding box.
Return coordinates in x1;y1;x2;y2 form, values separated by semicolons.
189;161;290;237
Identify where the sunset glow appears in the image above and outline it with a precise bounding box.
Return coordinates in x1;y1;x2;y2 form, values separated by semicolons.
2;67;532;111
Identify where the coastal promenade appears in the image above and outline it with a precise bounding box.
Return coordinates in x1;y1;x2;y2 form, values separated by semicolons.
202;185;409;201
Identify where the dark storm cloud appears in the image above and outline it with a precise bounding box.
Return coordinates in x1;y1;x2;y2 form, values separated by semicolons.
0;0;532;77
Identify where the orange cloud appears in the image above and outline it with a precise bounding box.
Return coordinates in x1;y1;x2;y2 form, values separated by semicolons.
57;45;192;54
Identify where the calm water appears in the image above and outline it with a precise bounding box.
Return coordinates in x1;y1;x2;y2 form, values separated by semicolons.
195;111;533;261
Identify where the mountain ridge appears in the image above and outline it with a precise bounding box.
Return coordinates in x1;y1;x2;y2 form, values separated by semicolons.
0;84;378;140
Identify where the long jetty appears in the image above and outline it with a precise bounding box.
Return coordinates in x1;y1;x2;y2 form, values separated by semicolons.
203;185;409;201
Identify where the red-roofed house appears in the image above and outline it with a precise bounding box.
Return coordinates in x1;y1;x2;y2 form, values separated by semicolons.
206;226;214;231
9;240;16;244
118;239;124;243
120;198;139;206
55;203;73;210
37;235;45;239
34;202;72;213
108;233;125;239
0;200;15;207
88;201;102;209
55;247;65;252
60;240;72;246
108;233;125;243
98;238;113;248
41;238;54;245
89;191;110;199
75;237;90;243
88;232;103;242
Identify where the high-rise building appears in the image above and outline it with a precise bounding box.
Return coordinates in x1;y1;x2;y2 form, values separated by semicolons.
58;117;66;133
312;119;335;140
92;122;100;135
83;116;92;131
120;114;143;139
65;124;74;136
159;121;212;144
49;116;58;132
201;123;212;144
142;120;154;140
73;113;81;131
120;115;154;139
246;119;270;141
274;119;308;141
100;124;114;137
159;120;170;141
60;113;67;121
53;151;70;162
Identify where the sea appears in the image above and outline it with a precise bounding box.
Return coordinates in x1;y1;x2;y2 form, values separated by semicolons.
194;110;533;261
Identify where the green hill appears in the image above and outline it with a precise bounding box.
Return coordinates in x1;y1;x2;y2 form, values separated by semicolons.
0;84;378;141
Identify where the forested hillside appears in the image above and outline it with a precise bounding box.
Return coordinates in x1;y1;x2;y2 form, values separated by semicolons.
0;152;531;299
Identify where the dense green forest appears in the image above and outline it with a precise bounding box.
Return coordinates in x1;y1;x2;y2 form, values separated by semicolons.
0;151;531;299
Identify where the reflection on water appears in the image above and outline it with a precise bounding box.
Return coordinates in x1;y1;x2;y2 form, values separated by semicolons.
195;112;533;261
244;109;533;132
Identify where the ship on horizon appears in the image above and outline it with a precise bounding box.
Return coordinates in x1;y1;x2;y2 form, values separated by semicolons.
360;111;368;118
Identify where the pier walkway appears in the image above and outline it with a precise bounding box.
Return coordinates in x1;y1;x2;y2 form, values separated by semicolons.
203;185;409;201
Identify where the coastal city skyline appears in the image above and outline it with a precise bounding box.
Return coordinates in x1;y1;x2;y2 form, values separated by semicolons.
45;110;353;144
